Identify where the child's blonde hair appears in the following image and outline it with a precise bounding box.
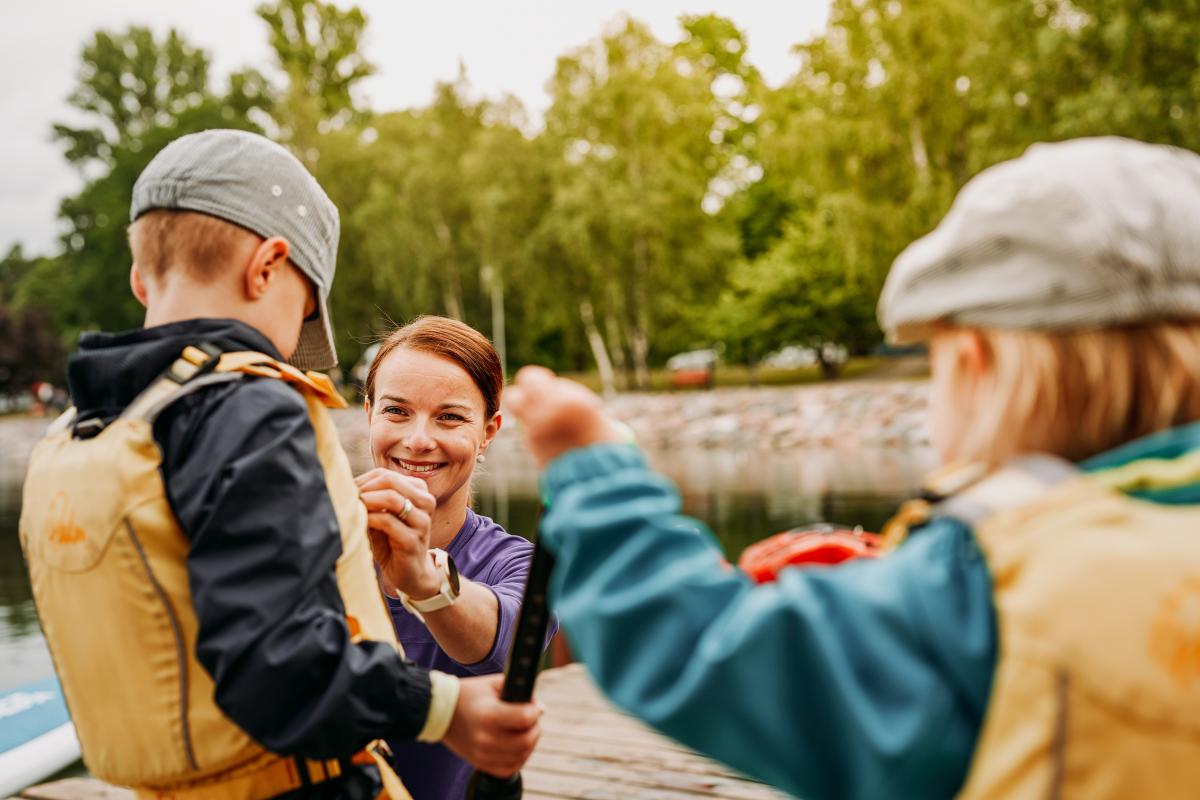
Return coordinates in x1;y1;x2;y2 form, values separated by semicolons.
128;209;259;282
935;322;1200;465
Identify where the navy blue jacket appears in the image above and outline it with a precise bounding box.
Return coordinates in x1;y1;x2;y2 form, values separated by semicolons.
67;318;431;791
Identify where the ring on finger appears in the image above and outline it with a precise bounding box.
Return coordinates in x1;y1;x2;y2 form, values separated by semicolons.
395;497;414;523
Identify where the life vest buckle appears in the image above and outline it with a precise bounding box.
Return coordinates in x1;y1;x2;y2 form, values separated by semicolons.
74;417;106;440
169;342;223;384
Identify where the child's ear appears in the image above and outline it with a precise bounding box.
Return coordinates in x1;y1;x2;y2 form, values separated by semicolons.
243;236;291;300
130;263;149;308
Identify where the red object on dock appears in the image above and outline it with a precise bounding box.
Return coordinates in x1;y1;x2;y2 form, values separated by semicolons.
738;524;882;583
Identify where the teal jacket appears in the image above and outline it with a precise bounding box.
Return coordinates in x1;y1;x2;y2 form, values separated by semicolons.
539;424;1200;799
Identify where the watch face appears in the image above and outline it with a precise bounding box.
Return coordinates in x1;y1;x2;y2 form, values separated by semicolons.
446;553;461;594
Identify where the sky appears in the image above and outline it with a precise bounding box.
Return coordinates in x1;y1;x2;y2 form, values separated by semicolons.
0;1;831;257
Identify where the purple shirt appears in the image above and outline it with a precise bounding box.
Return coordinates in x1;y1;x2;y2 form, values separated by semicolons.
385;509;557;800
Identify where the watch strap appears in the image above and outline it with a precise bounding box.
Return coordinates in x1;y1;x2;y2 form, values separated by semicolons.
401;549;460;616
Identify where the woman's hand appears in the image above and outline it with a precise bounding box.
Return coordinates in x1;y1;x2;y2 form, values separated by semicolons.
354;468;440;598
442;673;542;777
506;366;626;468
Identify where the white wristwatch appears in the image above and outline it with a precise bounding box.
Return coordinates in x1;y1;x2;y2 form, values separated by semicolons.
396;548;461;622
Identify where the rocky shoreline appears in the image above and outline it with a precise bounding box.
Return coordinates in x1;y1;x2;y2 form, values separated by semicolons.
0;379;932;485
522;379;933;452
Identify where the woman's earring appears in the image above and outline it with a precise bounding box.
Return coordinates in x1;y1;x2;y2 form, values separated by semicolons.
476;453;486;464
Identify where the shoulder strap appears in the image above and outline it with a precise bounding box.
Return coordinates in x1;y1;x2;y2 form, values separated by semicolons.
46;407;78;437
882;455;1079;548
119;344;347;427
934;455;1080;527
120;343;240;424
210;351;347;409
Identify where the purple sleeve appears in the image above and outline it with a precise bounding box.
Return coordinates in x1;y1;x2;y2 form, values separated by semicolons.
455;522;559;675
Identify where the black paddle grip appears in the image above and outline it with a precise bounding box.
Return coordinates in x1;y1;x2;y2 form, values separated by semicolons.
464;537;556;800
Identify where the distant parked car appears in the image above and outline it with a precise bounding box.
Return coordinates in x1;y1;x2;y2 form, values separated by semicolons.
666;348;719;389
763;343;847;370
763;345;817;369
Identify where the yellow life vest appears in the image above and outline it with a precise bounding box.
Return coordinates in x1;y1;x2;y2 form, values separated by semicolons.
20;346;412;800
890;455;1200;799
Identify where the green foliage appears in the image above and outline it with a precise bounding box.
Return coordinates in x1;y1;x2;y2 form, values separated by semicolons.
537;16;744;386
1;248;72;391
257;0;373;123
11;1;1200;385
0;302;66;394
26;24;269;342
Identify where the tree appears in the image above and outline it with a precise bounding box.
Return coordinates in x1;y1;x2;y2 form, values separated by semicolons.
257;0;373;125
718;195;890;379
540;16;744;388
19;27;269;341
0;303;66;395
0;246;39;304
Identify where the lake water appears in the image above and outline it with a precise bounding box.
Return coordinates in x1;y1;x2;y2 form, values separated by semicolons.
0;438;934;692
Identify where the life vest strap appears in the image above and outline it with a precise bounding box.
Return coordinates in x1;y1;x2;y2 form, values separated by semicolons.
882;454;1079;548
121;343;228;424
132;742;411;800
120;344;347;426
934;454;1079;527
211;350;346;409
133;754;345;800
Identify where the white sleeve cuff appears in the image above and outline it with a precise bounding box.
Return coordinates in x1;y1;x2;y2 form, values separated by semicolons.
417;670;460;742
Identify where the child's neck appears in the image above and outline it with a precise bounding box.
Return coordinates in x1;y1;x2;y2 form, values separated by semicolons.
143;281;257;334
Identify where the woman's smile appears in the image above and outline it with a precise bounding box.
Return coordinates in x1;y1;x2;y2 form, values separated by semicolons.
392;458;447;476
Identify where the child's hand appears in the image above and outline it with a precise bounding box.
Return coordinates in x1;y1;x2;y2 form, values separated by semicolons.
442;673;542;777
506;366;626;468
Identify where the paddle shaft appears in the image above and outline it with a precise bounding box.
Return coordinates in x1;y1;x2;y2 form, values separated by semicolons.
464;532;557;800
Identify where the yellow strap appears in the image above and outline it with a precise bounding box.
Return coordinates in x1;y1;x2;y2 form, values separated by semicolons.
880;498;932;551
367;741;415;800
135;754;304;800
122;352;215;421
199;349;347;409
134;746;404;800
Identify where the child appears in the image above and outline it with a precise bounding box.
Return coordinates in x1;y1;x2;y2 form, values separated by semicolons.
20;129;539;800
507;137;1200;799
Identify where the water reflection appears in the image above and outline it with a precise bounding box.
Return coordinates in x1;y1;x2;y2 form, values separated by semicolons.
0;441;934;689
469;446;934;554
0;475;55;690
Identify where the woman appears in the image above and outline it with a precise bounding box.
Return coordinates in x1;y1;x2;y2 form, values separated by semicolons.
355;315;556;800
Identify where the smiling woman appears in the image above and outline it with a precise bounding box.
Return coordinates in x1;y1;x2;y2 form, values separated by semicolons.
357;315;556;800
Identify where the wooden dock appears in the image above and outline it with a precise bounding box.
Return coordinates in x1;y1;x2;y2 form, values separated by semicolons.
11;665;787;800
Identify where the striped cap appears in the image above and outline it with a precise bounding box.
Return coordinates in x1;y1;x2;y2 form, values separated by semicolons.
131;129;341;371
878;137;1200;343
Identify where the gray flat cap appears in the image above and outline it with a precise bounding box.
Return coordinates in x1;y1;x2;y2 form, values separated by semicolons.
878;137;1200;343
131;129;341;371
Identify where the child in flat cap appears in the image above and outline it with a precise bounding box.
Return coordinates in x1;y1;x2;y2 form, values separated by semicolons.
20;129;540;800
506;137;1200;799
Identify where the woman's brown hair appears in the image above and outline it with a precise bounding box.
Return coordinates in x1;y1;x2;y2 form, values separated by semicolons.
364;316;504;419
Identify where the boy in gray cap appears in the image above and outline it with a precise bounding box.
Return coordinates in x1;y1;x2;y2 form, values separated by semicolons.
20;129;539;800
502;137;1200;799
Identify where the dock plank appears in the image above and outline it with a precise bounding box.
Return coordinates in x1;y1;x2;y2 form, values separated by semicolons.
19;665;786;799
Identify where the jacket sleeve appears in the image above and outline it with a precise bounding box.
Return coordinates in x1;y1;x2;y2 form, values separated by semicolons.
539;444;997;800
157;377;434;758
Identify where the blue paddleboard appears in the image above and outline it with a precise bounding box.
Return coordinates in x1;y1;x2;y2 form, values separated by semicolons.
0;677;81;796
